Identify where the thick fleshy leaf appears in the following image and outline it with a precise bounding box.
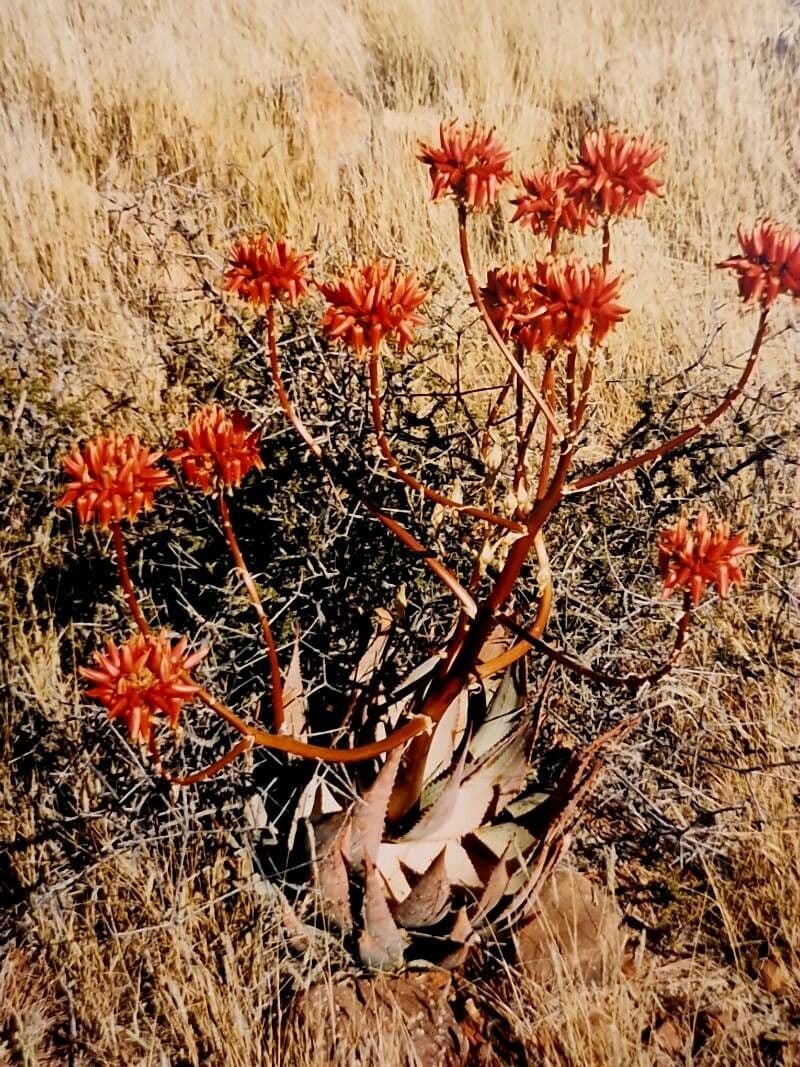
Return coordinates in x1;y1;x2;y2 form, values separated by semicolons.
359;857;407;969
396;742;472;843
288;774;343;851
378;839;483;891
471;820;535;860
390;653;442;704
477;625;513;705
470;664;527;759
470;847;513;927
348;745;404;873
438;907;475;970
393;849;452;929
281;630;308;739
311;812;353;932
422;688;468;784
350;609;393;690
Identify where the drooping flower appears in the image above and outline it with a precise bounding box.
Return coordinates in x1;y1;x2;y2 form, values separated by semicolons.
718;220;800;307
511;167;598;239
319;259;428;358
567;127;664;218
81;632;206;745
223;233;313;309
168;404;264;494
417;121;513;211
58;431;174;528
481;258;628;353
657;509;758;606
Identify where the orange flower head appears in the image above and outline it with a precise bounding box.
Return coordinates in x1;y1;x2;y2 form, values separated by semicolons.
223;233;313;309
58;431;174;528
511;167;598;239
567;127;664;218
169;404;264;494
482;258;629;353
657;509;758;606
417;120;513;211
718;220;800;307
80;632;207;745
319;259;428;358
480;263;549;355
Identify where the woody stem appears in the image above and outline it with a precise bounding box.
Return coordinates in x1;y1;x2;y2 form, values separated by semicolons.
217;492;285;730
111;522;150;637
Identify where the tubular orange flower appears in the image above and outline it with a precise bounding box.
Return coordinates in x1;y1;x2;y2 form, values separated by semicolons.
511;167;598;238
480;263;547;354
319;259;428;358
567;127;664;218
481;258;628;353
417;120;513;211
80;632;207;745
657;509;758;606
58;431;174;528
718;219;800;307
223;233;313;309
169;404;264;494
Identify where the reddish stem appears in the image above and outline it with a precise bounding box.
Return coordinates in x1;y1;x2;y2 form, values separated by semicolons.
111;522;150;637
573;344;598;432
195;684;431;763
536;359;557;500
569;306;769;493
217;493;284;730
475;532;553;680
264;310;477;618
457;203;561;435
368;355;523;533
481;368;515;457
499;592;693;691
150;733;255;786
601;218;611;270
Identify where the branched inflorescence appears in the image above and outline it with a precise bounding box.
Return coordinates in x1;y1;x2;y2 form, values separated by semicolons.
57;117;795;953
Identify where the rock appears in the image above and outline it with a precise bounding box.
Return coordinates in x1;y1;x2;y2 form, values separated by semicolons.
651;1016;689;1057
515;868;624;985
760;956;792;996
301;71;371;166
286;971;468;1066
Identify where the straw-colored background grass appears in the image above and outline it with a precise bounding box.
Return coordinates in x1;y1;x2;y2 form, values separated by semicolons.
1;0;798;1063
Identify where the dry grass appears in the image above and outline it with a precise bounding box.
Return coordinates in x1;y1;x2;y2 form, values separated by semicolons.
1;0;799;1064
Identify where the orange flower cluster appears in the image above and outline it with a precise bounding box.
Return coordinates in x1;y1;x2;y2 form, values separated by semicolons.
417;121;513;211
567;127;664;218
658;510;757;606
58;431;173;528
80;632;206;745
718;220;800;307
169;404;264;494
319;259;428;357
511;167;598;239
223;234;312;309
481;259;628;353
